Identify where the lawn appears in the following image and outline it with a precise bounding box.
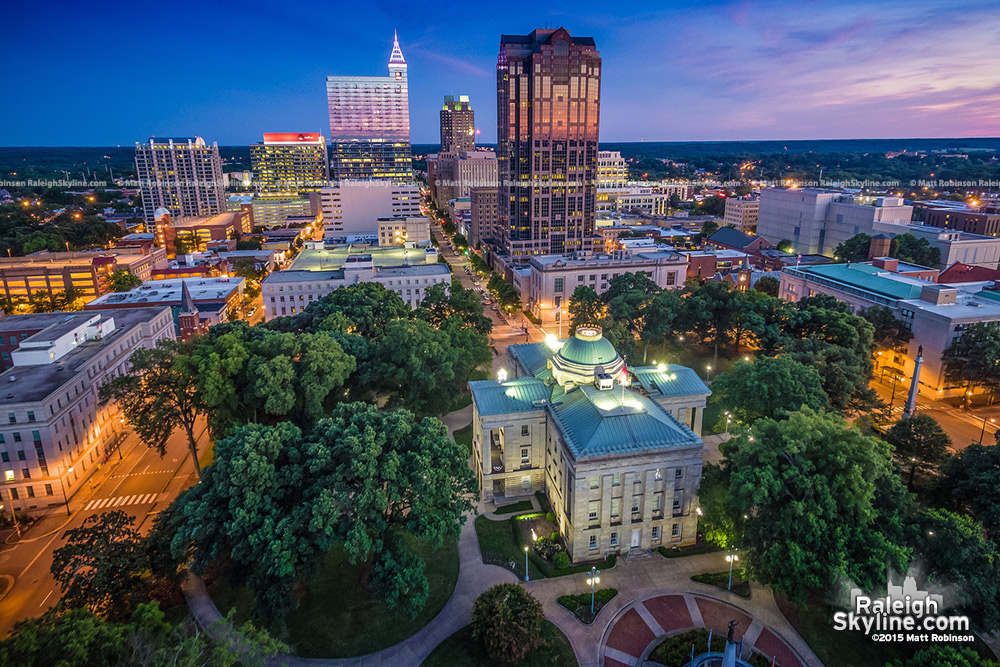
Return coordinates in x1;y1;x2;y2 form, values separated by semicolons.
658;543;722;559
474;515;617;580
208;534;460;658
775;592;999;667
691;570;751;599
452;423;473;455
494;499;535;515
421;620;576;667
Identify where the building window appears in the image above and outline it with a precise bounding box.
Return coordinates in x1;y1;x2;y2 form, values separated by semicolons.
589;535;598;550
7;413;14;424
610;532;619;547
9;487;17;499
521;448;530;463
652;526;661;541
27;411;35;423
612;472;621;486
590;475;599;489
673;497;682;513
45;484;53;496
631;497;640;514
26;486;34;498
654;494;663;512
675;468;683;479
521;424;529;436
654;468;662;480
22;468;29;479
0;452;6;463
671;523;680;537
611;498;620;519
588;501;599;522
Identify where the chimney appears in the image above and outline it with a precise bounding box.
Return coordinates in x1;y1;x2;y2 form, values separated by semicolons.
872;257;898;272
868;234;891;260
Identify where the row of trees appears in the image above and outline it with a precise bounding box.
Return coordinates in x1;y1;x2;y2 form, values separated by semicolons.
568;275;888;413
834;232;941;267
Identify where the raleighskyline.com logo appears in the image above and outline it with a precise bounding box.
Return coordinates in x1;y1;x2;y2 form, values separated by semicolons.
832;577;973;643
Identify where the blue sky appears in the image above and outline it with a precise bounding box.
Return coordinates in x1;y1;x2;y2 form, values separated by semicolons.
2;0;999;146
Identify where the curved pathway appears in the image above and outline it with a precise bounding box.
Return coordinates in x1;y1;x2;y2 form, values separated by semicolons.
181;406;823;666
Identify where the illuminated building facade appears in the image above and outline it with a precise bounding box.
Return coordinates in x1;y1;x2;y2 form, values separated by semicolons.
497;28;602;258
249;133;329;193
440;95;475;152
134;137;225;222
326;33;412;183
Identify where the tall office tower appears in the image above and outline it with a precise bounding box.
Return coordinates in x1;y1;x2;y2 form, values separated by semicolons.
135;137;225;223
249;133;330;193
497;28;601;258
440;95;475;152
326;32;412;183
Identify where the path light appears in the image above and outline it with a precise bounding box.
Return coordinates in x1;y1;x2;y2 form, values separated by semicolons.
657;363;667;373
524;546;530;581
497;368;508;382
586;566;601;615
726;553;740;590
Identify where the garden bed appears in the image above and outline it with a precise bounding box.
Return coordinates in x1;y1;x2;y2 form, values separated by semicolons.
692;570;752;599
648;629;772;667
493;500;534;515
557;588;618;624
658;542;722;559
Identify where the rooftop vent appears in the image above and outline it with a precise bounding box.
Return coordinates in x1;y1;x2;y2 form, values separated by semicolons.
595;373;614;391
8;376;16;382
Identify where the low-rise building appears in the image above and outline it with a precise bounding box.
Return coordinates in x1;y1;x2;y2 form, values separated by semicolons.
469;326;709;561
525;250;688;325
779;260;1000;396
85;277;245;337
871;221;1000;270
678;249;750;281
596;151;628;187
377;217;431;247
923;205;1000;236
0;247;168;304
154;209;251;258
314;181;421;238
0;307;174;514
261;245;448;318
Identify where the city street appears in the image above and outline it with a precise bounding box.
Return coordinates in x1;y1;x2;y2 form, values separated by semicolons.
869;371;1000;451
0;423;205;636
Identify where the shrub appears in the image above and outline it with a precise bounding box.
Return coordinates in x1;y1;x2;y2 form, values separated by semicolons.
533;536;564;561
550;531;559;540
553;552;570;569
545;512;555;522
471;583;544;664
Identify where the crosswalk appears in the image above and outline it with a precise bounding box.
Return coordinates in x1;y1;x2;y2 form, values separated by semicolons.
109;469;172;479
83;493;162;511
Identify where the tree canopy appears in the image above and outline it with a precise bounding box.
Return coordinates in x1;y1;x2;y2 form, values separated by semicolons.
711;356;828;423
109;269;142;292
884;414;952;489
471;584;545;664
168;403;475;624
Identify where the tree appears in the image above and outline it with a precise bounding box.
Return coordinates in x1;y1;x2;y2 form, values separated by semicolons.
452;232;469;249
700;219;719;236
192;325;356;437
603;272;664;361
720;408;911;603
891;233;941;267
942;322;1000;403
711;356;828;423
487;274;521;311
680;281;739;364
283;282;411;338
568;286;605;334
471;584;545;664
910;509;1000;633
892;646;997;667
98;338;207;477
171;404;475;623
230;257;264;283
833;233;872;262
934;441;1000;540
776;239;794;252
884;414;951;489
50;511;150;620
639;290;681;362
417;282;492;334
696;464;738;549
754;275;779;297
108;269;142;292
860;305;913;352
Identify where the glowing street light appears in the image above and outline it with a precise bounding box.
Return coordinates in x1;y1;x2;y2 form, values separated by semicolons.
726;553;739;591
705;365;712;381
586;566;601;615
524;545;530;581
497;368;508;383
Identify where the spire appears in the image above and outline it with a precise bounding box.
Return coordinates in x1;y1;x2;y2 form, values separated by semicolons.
180;279;198;314
389;30;406;66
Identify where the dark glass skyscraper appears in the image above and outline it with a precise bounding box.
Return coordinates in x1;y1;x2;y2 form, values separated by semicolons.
497;28;601;258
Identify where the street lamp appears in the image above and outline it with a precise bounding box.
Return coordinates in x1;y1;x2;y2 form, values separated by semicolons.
705;365;712;381
59;466;74;515
523;546;530;582
726;553;739;591
586;566;601;615
0;492;21;538
979;417;996;444
888;374;902;410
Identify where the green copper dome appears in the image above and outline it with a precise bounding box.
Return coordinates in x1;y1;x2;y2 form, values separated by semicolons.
557;326;620;366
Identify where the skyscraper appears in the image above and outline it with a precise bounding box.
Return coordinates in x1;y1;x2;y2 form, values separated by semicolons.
135;137;225;222
249;133;329;193
497;28;602;258
440;95;475;152
326;32;412;183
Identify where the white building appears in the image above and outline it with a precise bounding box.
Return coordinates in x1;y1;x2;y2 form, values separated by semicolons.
261;246;448;318
526;249;688;324
597;151;628;187
315;181;421;238
0;308;174;515
134;137;225;223
757;188;912;255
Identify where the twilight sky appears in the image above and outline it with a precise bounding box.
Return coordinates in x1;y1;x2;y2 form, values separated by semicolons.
3;0;999;146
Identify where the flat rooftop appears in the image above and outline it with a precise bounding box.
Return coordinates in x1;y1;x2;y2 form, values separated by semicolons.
167;211;241;228
288;246;437;272
86;277;243;307
0;249;149;269
0;308;170;405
